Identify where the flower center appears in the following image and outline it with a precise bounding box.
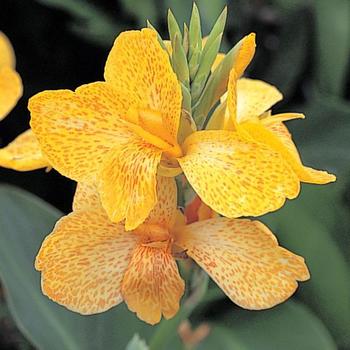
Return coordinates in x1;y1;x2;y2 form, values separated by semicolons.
134;223;170;245
125;107;183;159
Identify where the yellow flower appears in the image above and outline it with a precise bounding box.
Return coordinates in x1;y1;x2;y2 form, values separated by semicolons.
35;176;309;325
0;32;22;120
29;29;302;230
0;129;49;171
209;68;336;184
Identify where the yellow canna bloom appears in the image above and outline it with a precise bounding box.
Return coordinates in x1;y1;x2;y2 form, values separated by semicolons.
0;128;49;171
29;29;303;230
209;68;336;184
0;32;23;120
35;176;309;325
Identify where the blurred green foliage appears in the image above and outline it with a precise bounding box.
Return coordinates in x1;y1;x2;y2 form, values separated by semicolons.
0;0;349;349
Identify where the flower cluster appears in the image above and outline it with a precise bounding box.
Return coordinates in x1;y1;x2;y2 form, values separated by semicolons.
0;6;335;325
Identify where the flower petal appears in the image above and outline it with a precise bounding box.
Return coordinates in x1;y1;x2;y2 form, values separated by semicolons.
72;181;101;211
104;28;182;140
231;33;256;78
29;82;135;182
236;78;282;123
99;137;162;230
145;176;178;228
212;53;225;72
0;129;48;171
121;245;185;325
176;217;309;309
35;209;137;314
0;32;15;68
0;66;22;120
179;130;300;218
242;120;336;184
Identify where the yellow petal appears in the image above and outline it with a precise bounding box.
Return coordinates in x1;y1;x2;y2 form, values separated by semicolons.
72;181;101;211
176;218;309;309
236;78;282;123
0;129;48;171
35;209;137;314
0;32;15;68
121;244;185;325
179;130;300;218
0;66;22;120
230;33;256;78
164;40;172;55
29;82;135;182
226;68;238;129
242;120;336;184
212;53;225;72
104;28;182;141
145;176;178;228
98;137;162;230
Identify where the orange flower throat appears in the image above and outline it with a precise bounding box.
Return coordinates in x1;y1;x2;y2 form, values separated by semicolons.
125;107;183;159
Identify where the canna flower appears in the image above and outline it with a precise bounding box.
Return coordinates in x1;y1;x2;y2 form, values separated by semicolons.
0;32;47;171
29;29;303;230
208;68;336;184
0;32;22;120
36;176;309;325
0;129;49;171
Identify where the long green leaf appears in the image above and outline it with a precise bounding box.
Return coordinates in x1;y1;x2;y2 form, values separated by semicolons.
34;0;119;46
192;35;248;127
314;0;350;95
199;301;336;350
191;33;223;104
262;184;350;348
168;9;182;44
291;90;350;175
172;33;190;86
201;6;227;57
188;3;202;78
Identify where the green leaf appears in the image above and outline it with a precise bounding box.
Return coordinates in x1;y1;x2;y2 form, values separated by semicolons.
120;0;158;26
33;0;119;46
168;9;182;44
177;84;196;144
314;0;350;95
192;35;248;127
196;0;227;33
200;301;336;350
201;6;227;57
262;184;350;348
188;3;202;76
291;90;350;175
183;23;189;56
0;185;153;350
163;0;191;26
191;33;223;104
188;46;201;81
198;326;247;350
172;33;190;86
